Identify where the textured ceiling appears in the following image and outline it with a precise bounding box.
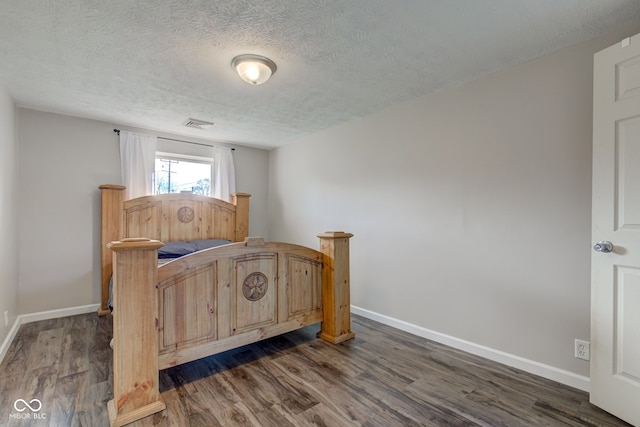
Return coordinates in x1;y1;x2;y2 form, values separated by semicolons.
1;1;640;149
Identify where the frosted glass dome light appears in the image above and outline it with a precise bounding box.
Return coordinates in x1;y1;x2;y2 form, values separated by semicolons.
232;54;277;85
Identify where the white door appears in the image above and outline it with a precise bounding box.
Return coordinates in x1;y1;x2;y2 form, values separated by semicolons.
591;33;640;426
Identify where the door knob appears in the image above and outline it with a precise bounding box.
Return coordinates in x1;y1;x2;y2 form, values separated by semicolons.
593;241;614;253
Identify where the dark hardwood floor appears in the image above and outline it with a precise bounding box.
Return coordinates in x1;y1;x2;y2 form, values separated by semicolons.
0;313;632;427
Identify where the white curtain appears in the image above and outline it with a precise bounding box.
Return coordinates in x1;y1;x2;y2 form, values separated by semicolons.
119;131;157;200
212;147;236;202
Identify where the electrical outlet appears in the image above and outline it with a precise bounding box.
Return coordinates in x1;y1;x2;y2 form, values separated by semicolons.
575;339;590;361
3;311;8;327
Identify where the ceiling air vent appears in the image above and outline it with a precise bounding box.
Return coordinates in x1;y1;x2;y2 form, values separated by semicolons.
183;118;214;129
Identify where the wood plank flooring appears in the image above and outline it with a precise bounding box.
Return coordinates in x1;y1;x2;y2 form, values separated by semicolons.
0;313;632;427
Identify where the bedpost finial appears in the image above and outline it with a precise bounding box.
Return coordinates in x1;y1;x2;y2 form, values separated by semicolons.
317;231;353;239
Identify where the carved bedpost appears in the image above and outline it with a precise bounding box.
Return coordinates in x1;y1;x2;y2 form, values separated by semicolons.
107;238;166;427
231;192;251;242
317;231;355;344
99;184;126;316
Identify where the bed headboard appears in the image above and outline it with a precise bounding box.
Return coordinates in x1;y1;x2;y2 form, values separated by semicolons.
98;184;250;315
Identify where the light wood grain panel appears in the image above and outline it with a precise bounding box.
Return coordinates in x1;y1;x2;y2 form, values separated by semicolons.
287;255;322;317
233;253;277;334
124;202;162;240
122;192;242;243
210;202;235;240
216;258;233;340
167;201;202;241
158;263;217;353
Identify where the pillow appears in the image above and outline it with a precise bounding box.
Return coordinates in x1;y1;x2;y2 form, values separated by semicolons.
191;239;233;251
158;241;197;258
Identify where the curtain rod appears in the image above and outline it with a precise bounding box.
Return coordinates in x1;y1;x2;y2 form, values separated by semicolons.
113;129;234;151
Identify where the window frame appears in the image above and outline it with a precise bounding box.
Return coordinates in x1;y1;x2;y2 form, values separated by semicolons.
154;151;214;196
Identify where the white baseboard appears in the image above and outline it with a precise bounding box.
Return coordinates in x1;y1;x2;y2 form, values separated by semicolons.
0;304;100;365
351;305;590;392
19;304;100;325
0;317;21;366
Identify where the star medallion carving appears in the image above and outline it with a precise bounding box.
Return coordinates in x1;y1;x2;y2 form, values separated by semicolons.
242;272;268;301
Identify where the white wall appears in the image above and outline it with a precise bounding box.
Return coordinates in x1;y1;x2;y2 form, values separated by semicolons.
269;27;640;378
0;84;18;345
17;110;269;314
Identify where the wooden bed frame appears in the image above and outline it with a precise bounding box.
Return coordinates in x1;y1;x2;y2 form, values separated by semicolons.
99;185;354;426
99;184;252;316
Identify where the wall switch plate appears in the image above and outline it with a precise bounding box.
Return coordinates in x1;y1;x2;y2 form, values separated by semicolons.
575;339;590;361
3;311;8;327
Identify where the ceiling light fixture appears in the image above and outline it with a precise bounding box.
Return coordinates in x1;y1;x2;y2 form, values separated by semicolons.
231;54;277;85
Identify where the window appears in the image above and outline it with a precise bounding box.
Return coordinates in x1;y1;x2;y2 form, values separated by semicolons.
154;152;213;196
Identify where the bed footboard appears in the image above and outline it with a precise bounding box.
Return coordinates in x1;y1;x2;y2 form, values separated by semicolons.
107;232;353;426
